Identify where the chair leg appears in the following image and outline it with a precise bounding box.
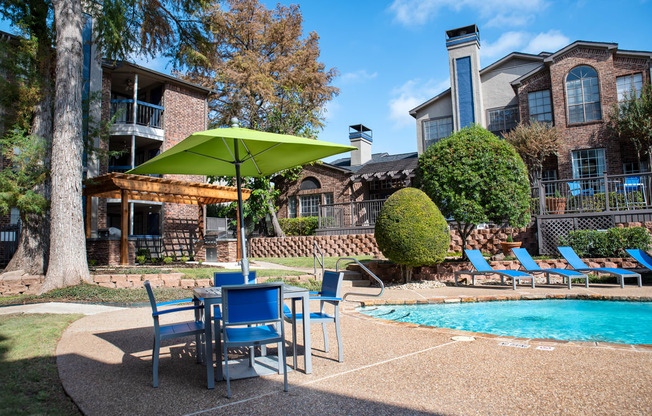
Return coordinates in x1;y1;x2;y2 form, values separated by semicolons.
291;302;297;370
321;302;329;353
153;337;160;388
224;345;231;398
335;308;343;363
195;333;203;363
277;341;283;374
282;338;288;393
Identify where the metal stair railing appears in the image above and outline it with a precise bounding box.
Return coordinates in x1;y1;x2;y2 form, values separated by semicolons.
336;257;385;301
313;241;325;279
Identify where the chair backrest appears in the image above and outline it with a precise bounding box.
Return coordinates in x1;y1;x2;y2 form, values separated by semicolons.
320;271;344;298
558;246;589;269
568;181;581;196
464;249;494;272
221;282;283;326
143;280;159;315
213;271;257;287
625;248;652;268
511;248;542;271
624;176;640;185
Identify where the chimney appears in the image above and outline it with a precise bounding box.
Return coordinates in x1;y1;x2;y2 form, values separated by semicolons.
349;124;372;166
446;24;484;130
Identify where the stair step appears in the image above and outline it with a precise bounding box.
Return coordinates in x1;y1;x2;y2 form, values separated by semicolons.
342;279;371;287
341;270;362;280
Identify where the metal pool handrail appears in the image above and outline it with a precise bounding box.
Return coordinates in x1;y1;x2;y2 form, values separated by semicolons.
336;257;384;301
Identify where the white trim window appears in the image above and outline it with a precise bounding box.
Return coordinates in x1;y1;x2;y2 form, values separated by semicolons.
617;73;643;102
572;148;606;178
528;90;552;124
299;194;320;217
423;116;453;148
487;106;519;136
566;66;601;124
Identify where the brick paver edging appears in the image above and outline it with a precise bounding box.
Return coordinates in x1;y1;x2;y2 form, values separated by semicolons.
345;295;652;352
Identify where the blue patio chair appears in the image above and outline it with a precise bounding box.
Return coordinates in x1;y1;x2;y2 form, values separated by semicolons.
568;181;593;197
283;271;344;369
625;249;652;274
512;248;588;289
558;247;642;288
221;282;288;398
214;270;257;287
455;249;535;289
144;280;205;388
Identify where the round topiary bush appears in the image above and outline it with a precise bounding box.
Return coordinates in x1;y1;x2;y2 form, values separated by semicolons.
374;187;450;282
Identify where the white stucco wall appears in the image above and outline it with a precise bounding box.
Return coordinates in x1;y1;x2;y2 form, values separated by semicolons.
480;59;542;116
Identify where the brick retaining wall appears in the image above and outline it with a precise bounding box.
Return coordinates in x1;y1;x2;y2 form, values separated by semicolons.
250;226;537;258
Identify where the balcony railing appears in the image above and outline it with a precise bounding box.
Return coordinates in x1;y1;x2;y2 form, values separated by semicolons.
318;199;386;229
532;173;652;216
110;99;164;129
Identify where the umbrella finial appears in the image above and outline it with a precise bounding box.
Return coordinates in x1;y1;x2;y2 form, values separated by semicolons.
230;117;240;128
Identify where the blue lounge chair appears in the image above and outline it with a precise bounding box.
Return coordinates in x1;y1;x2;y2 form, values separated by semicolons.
144;280;205;387
283;271;344;369
568;181;594;197
221;282;288;398
558;247;642;288
456;249;535;289
625;249;652;274
512;248;589;289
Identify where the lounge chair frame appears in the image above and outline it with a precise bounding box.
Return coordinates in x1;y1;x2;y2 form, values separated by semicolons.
455;249;535;290
558;246;642;288
512;248;589;289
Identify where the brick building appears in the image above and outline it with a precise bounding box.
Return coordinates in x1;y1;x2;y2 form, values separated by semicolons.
87;61;211;259
276;125;417;234
410;24;652;182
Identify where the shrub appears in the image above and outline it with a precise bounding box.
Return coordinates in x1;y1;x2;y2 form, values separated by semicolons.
136;255;147;264
559;227;651;258
375;188;450;282
163;256;173;264
416;124;530;255
136;248;151;258
180;255;188;262
278;216;319;236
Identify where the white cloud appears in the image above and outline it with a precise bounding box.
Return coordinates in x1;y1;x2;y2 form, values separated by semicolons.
323;99;341;122
480;32;528;59
480;30;570;59
523;30;570;54
388;78;449;128
340;70;378;83
388;0;549;29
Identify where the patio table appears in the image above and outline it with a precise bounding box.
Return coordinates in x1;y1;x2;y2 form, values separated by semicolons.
193;284;312;389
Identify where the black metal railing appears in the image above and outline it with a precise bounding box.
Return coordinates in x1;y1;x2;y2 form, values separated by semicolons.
110;99;164;129
318;199;385;229
532;172;652;216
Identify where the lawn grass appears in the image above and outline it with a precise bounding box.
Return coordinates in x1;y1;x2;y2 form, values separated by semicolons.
251;255;374;269
0;313;83;415
177;268;304;280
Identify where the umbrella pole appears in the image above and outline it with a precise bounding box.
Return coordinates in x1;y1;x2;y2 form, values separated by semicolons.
234;156;250;279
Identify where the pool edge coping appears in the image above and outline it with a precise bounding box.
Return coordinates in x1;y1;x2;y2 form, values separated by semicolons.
343;294;652;352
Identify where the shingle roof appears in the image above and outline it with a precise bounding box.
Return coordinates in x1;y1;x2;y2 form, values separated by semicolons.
328;152;418;173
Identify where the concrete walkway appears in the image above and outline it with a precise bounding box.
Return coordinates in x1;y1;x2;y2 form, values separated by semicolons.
52;282;652;415
0;302;126;315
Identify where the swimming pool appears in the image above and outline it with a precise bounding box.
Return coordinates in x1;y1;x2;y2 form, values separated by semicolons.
358;300;652;345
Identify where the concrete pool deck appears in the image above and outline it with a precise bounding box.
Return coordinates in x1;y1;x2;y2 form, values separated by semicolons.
55;282;652;415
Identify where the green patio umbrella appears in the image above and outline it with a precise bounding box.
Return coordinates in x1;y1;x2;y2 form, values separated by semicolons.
128;119;355;277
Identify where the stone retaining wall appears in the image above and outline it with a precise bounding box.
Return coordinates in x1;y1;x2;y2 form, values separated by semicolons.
250;226;537;258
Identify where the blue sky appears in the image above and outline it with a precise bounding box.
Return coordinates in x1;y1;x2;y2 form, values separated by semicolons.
2;0;651;160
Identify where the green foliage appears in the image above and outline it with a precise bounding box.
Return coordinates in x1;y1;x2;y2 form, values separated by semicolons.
136;248;151;258
559;227;651;258
506;235;514;243
163;257;173;264
566;191;646;212
609;82;652;163
278;216;319;236
374;188;450;272
504;121;562;183
136;255;146;264
416;125;531;230
180;255;188;262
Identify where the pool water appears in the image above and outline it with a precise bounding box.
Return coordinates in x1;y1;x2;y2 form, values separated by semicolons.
358;300;652;345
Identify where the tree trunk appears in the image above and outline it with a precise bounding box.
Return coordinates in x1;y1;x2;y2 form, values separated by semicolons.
267;199;286;237
5;88;53;275
42;0;90;293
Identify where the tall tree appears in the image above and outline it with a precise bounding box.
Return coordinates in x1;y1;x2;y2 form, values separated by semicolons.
0;0;54;275
504;120;562;184
610;82;652;170
183;0;338;236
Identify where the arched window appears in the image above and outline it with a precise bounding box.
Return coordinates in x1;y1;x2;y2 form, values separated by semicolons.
300;177;321;190
566;66;601;124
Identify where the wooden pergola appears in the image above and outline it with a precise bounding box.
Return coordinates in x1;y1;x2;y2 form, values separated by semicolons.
83;173;250;265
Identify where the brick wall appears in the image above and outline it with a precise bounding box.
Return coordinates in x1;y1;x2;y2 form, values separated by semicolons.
516;46;651;180
86;239;135;266
250;226;537;258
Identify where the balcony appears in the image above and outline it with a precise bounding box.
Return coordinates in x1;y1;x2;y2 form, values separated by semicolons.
532;173;652;217
109;99;165;140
